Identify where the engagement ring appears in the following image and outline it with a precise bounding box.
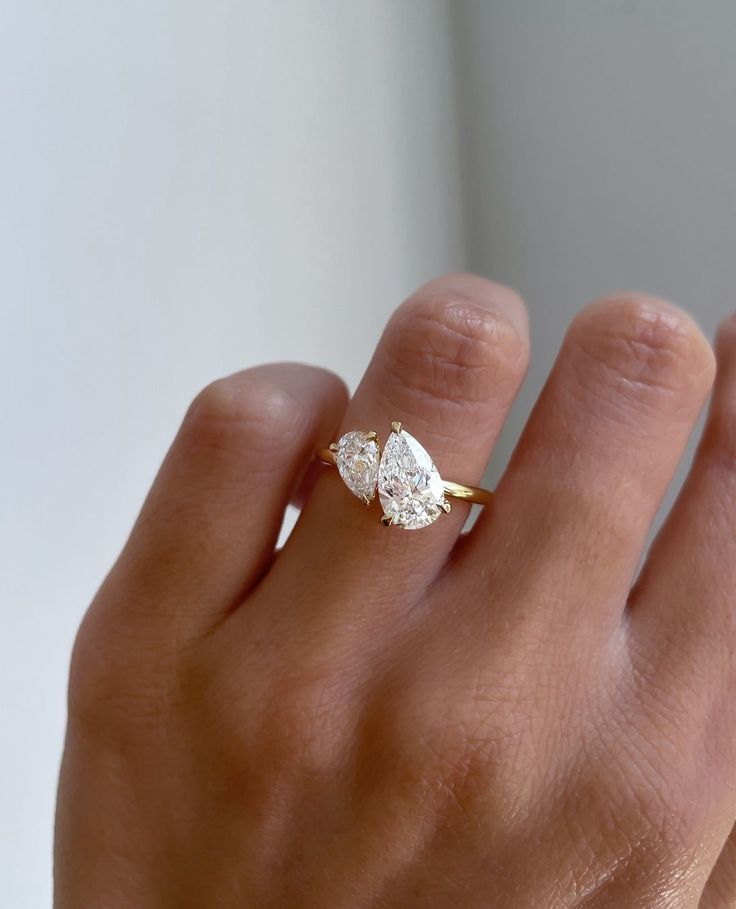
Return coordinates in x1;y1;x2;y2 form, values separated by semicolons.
317;422;492;530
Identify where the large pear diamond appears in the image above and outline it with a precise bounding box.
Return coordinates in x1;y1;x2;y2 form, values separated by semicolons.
334;430;380;502
378;428;447;529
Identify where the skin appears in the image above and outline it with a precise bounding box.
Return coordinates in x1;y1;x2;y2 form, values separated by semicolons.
54;274;736;908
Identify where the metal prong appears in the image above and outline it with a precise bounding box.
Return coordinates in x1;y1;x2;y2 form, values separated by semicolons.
362;494;373;506
391;421;402;434
329;442;339;452
381;514;393;526
366;430;379;441
441;501;452;514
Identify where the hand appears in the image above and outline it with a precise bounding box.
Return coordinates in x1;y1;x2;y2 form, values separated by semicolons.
55;274;736;907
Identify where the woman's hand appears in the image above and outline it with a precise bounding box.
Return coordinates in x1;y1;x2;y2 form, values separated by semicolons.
55;274;736;907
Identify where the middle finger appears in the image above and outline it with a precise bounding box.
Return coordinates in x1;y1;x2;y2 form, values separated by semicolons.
275;272;529;604
464;293;715;638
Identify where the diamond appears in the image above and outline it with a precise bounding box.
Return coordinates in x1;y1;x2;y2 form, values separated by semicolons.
378;427;447;529
334;430;380;502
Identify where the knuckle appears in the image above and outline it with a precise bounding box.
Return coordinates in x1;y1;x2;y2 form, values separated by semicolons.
378;293;527;416
184;372;305;459
67;618;105;724
559;745;708;903
603;705;713;866
356;673;525;833
613;777;706;881
569;293;715;403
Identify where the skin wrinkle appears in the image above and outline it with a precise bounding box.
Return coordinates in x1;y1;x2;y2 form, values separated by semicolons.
372;373;492;446
373;342;518;449
572;295;715;386
371;294;527;451
582;726;709;902
400;299;521;367
557;773;684;906
561;298;715;446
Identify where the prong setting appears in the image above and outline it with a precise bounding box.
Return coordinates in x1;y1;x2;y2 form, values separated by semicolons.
324;421;485;529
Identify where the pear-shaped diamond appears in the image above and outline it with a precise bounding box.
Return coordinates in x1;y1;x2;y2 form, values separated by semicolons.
378;427;447;529
334;430;380;502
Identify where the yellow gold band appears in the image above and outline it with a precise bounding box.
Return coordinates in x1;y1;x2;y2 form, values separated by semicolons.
316;448;493;507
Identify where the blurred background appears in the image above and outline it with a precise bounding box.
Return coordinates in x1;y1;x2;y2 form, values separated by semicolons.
2;2;735;904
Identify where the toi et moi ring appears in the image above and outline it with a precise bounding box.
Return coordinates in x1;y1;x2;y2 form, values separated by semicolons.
316;421;493;531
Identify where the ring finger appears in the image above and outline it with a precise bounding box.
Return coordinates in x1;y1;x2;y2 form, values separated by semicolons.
271;272;529;607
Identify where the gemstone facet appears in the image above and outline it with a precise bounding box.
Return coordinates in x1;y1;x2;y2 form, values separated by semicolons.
378;428;447;529
334;430;380;502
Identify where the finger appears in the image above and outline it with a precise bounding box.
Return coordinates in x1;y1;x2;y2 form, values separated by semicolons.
92;363;348;639
277;273;529;601
628;314;736;708
700;823;736;908
466;294;715;636
289;458;330;511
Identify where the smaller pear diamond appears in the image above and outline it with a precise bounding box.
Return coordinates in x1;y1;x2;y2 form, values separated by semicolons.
334;431;380;503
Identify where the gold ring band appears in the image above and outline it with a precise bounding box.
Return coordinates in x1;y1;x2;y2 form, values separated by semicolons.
316;421;492;530
316;449;492;506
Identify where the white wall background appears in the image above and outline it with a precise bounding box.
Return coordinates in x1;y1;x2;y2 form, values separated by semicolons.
2;2;735;905
1;4;464;904
454;1;736;484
